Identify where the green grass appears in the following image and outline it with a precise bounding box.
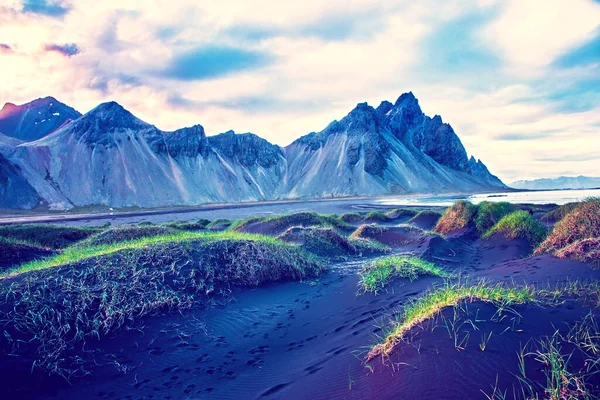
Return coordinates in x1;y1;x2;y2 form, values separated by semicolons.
232;212;353;233
205;218;233;230
364;211;390;222
1;231;288;278
368;281;537;359
79;225;178;247
483;210;547;246
359;256;451;293
164;219;211;231
340;212;364;223
475;201;516;234
227;216;266;231
0;224;103;249
0;233;324;377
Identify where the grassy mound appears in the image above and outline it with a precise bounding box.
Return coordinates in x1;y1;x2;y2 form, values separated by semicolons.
340;212;364;223
434;201;478;234
350;224;427;246
165;219;211;231
364;211;390;222
474;201;516;234
0;238;56;271
554;238;600;267
408;210;442;230
278;226;387;259
385;208;418;219
368;282;536;359
205;218;233;230
350;224;388;242
234;212;352;235
541;202;579;222
0;224;103;249
81;225;178;247
483;211;547;247
0;233;323;376
536;198;600;255
359;256;450;293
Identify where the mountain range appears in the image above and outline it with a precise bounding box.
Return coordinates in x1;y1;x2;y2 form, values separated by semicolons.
510;176;600;190
0;93;505;210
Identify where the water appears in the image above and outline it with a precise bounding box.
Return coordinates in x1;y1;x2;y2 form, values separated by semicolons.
376;188;600;207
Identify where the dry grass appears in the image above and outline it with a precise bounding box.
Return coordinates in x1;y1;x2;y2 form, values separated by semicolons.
555;238;600;268
541;202;579;223
536;198;600;255
434;201;478;234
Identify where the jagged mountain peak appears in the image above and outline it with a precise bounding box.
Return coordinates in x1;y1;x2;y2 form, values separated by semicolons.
0;96;81;141
394;91;418;107
208;129;284;168
4;92;505;210
0;102;18;115
85;101;150;128
375;101;393;117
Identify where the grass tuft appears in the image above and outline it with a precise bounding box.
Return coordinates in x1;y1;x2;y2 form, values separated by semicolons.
541;202;580;223
359;256;451;293
368;281;537;359
554;238;600;268
474;201;516;234
483;210;547;247
434;201;478;234
536;198;600;256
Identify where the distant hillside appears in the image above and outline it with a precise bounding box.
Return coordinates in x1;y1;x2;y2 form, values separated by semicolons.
510;176;600;190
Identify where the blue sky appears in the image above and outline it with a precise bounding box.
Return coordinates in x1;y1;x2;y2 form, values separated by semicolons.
0;0;599;182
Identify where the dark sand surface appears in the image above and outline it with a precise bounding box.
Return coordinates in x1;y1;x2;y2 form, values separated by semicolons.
4;219;600;400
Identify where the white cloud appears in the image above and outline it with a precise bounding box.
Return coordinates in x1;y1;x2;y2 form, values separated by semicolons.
0;0;599;183
483;0;600;72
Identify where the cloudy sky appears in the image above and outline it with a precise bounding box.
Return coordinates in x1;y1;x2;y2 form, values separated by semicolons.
1;0;599;182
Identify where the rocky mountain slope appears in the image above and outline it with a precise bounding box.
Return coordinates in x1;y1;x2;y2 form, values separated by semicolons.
0;93;505;209
284;93;503;198
510;176;600;190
